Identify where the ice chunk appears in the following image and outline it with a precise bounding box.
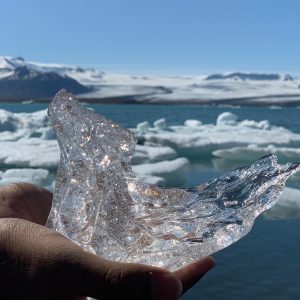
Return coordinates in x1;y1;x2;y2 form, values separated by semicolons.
0;168;50;187
135;174;166;185
184;120;202;127
133;158;189;186
0;139;59;168
47;90;300;270
136;121;150;135
132;144;177;164
0;110;18;131
153;118;166;130
0;109;54;141
216;112;238;126
264;187;300;220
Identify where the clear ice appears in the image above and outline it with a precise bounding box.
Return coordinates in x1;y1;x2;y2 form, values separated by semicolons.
47;90;300;270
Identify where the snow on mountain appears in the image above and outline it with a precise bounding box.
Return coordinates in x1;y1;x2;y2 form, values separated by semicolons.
0;56;299;105
0;56;104;85
0;61;91;100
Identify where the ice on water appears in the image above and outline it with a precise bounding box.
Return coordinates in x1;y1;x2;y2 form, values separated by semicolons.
46;90;300;270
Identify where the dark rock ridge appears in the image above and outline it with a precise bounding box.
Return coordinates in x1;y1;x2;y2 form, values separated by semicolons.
0;66;91;100
284;74;294;81
205;72;284;81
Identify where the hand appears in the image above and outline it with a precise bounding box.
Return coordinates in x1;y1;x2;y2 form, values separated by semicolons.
0;183;215;300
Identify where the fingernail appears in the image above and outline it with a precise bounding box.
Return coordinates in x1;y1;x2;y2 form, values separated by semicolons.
150;272;182;300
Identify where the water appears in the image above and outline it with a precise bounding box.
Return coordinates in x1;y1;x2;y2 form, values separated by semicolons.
189;218;300;300
1;102;300;299
2;103;300;132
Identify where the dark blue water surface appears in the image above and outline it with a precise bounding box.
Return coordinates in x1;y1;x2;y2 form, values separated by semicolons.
1;102;300;299
1;103;300;132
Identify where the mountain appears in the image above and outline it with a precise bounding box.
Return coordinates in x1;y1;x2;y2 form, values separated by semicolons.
0;56;104;85
0;56;299;105
0;66;91;100
205;72;286;81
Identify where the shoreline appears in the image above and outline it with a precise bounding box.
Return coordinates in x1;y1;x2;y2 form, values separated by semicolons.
1;93;300;107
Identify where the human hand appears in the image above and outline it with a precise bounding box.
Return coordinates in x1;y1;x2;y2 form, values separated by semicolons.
0;183;215;300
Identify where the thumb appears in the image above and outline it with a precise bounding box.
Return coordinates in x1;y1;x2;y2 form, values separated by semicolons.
73;253;182;300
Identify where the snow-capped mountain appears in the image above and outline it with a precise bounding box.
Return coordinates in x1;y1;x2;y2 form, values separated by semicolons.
0;65;91;100
0;56;299;105
0;56;104;84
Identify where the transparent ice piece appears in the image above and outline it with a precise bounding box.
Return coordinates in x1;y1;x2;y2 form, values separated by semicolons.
47;90;300;270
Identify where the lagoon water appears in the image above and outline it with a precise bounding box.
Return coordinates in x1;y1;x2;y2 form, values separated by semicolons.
0;102;300;299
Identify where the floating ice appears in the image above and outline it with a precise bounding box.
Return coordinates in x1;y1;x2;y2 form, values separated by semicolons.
264;187;300;220
132;144;177;164
216;112;238;126
133;157;189;186
213;144;300;164
153;118;166;130
0;109;54;141
46;90;300;270
0;139;59;168
133;113;300;158
0;168;50;187
184;119;202;127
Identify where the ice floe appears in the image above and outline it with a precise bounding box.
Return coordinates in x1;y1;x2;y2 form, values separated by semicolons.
133;112;300;158
0;139;59;168
132;157;189;186
213;144;300;164
132;144;177;164
0;168;51;187
0;109;54;141
264;187;300;220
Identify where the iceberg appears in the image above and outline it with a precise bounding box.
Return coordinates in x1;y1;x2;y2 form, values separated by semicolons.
47;90;300;270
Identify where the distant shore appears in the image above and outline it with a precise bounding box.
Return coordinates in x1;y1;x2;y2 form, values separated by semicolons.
1;93;300;107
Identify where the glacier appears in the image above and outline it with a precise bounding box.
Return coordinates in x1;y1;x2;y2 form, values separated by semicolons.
46;90;300;270
1;56;300;105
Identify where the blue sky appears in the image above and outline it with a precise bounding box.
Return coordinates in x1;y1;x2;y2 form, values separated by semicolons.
0;0;299;74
